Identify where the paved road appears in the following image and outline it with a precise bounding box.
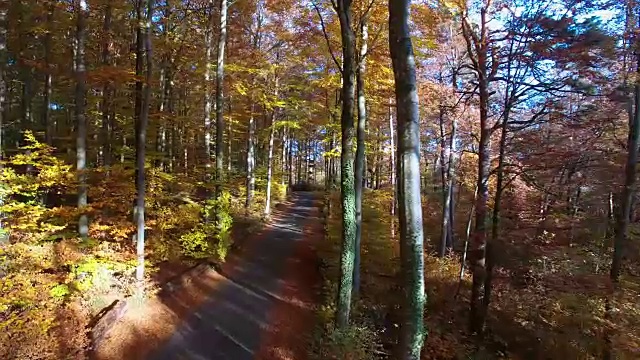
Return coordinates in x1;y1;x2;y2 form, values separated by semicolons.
148;192;319;360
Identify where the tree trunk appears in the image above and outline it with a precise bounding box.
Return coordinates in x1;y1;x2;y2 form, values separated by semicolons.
101;2;113;167
281;126;287;186
390;101;397;216
43;1;54;145
439;107;450;257
215;0;228;185
136;0;152;284
612;22;640;283
204;1;214;179
460;185;479;281
75;0;89;240
264;119;276;216
389;1;426;358
246;100;256;210
353;16;368;299
441;112;457;256
0;1;6;240
462;6;492;334
335;0;357;330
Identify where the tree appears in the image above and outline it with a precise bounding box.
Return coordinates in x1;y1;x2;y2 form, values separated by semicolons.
75;0;89;240
460;0;496;334
353;0;371;298
135;0;153;283
389;0;426;358
611;2;640;284
334;0;358;329
215;0;228;184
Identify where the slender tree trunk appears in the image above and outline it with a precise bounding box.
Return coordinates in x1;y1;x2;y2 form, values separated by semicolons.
441;115;456;256
215;0;228;185
246;101;256;210
612;24;640;283
353;15;368;299
460;185;479;280
264;117;276;216
75;0;89;240
134;0;144;164
390;1;426;357
265;69;279;216
204;1;214;180
463;7;492;334
439;108;450;257
288;134;294;187
101;2;113;167
389;101;396;216
136;0;152;283
281;126;287;186
227;100;232;173
43;1;54;145
335;0;357;330
0;1;6;240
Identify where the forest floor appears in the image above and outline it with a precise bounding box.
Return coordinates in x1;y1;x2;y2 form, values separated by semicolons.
93;192;323;360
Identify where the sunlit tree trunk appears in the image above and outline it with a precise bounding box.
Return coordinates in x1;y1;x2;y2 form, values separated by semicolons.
335;0;357;329
353;15;368;298
204;0;214;179
136;0;152;284
75;0;89;240
264;117;276;216
215;0;227;185
389;101;396;217
390;0;426;357
246;100;256;209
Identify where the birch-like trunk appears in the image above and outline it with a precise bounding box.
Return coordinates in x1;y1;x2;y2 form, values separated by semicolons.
353;16;368;298
390;0;426;358
265;72;280;216
136;0;153;283
215;0;228;184
204;1;214;179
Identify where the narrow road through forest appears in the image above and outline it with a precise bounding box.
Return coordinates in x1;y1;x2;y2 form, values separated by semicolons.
94;192;322;360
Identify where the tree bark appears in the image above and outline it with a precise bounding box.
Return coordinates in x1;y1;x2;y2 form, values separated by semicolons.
204;0;214;179
43;1;54;145
353;14;368;299
389;0;426;358
215;0;228;185
390;101;396;216
75;0;89;240
462;5;492;334
0;1;6;240
136;0;153;284
612;18;640;283
101;2;113;167
265;72;279;217
335;0;357;330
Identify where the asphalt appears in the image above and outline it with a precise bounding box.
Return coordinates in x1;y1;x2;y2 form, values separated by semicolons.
148;192;319;360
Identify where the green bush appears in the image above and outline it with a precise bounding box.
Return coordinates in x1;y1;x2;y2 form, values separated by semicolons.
179;191;233;261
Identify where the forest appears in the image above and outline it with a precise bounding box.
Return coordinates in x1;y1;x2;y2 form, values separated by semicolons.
0;0;638;359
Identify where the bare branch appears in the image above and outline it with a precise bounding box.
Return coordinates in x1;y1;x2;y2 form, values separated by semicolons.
312;0;342;74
